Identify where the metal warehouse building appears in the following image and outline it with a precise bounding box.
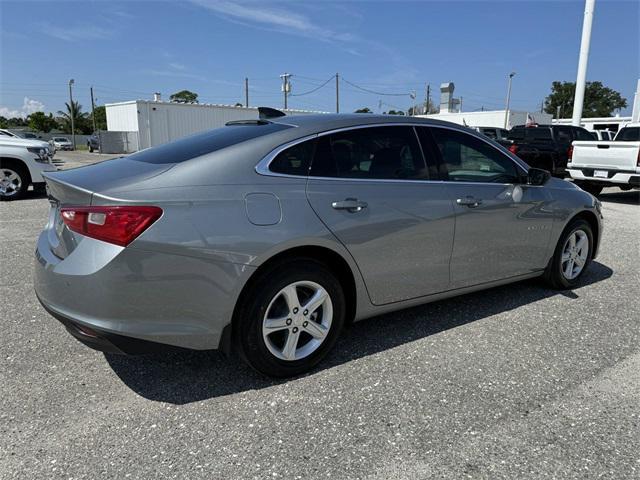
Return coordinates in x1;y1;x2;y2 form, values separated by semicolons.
105;100;321;152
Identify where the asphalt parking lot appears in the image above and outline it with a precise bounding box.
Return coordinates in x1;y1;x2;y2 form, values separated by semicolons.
1;167;639;478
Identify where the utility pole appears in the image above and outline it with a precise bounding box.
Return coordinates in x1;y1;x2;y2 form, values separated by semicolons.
459;96;463;113
90;86;100;153
68;79;75;150
335;73;339;113
572;0;596;126
556;105;562;122
280;73;291;110
504;71;516;129
245;77;249;107
426;84;431;115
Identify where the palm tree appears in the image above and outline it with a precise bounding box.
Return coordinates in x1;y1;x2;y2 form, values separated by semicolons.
57;100;88;134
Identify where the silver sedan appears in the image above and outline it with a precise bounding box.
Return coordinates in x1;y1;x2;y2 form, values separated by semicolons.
34;112;602;377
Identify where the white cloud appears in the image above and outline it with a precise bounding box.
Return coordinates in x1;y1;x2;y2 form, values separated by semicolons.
191;0;355;43
169;62;186;71
0;97;45;119
39;23;112;41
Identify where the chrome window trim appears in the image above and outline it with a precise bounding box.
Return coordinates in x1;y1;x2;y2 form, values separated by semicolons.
255;122;530;185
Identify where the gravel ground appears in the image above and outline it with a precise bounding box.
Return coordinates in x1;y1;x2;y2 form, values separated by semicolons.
1;182;639;479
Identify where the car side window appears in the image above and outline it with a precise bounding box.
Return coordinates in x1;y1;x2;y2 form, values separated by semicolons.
310;126;427;180
430;128;521;183
269;138;316;176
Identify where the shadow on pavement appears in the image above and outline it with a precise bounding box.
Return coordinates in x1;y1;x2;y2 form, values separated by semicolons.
105;261;613;404
598;189;640;205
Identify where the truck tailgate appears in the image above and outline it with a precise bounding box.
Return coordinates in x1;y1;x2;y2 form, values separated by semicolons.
571;141;640;170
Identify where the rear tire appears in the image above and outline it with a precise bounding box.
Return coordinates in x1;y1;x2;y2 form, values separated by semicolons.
544;218;593;290
236;258;345;377
0;161;29;201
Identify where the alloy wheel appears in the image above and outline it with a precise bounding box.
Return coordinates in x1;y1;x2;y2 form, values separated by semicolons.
561;229;589;280
262;280;333;361
0;168;22;198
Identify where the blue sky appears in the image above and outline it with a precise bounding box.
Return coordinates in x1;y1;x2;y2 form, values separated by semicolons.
1;0;638;118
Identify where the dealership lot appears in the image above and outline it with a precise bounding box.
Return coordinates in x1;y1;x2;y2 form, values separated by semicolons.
1;183;639;479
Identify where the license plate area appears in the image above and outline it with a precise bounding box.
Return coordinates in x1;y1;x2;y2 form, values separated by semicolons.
594;170;608;178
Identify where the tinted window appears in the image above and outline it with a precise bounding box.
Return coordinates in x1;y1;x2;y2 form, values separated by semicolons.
130;122;292;164
507;128;525;141
575;128;594;141
481;128;497;139
526;128;552;141
269;138;316;176
310;126;427;180
615;127;640;141
555;126;573;143
430;128;521;183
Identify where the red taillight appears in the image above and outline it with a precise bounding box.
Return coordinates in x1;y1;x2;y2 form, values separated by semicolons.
567;145;574;160
60;206;162;247
508;144;519;155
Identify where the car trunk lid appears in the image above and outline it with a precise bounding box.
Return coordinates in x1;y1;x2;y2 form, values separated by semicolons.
42;157;173;259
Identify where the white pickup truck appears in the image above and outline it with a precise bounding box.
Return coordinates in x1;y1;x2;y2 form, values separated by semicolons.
1;139;57;200
567;124;640;195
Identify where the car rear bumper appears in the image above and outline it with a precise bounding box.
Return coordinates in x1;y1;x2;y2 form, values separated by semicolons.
568;167;640;187
34;229;254;352
37;295;186;354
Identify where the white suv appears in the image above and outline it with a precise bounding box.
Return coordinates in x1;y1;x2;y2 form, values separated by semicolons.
0;139;57;200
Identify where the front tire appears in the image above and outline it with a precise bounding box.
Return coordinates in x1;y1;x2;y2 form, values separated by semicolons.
236;258;345;377
544;219;593;289
0;162;29;201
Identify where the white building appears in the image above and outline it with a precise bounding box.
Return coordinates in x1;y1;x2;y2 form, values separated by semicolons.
552;115;632;132
417;110;552;130
106;100;322;151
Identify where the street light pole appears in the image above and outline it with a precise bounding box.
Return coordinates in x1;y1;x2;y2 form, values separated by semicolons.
504;72;516;129
572;0;596;126
68;79;75;150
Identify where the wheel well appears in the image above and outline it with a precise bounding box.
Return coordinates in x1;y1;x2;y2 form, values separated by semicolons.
0;157;31;184
572;210;600;257
222;245;358;354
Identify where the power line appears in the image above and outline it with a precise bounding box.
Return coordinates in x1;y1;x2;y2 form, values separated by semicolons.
341;77;411;97
290;75;335;97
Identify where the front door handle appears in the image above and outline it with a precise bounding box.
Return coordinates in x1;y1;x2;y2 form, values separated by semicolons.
332;198;368;213
456;196;483;208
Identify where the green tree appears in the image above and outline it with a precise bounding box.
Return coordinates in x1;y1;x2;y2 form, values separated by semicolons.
0;116;28;127
27;112;58;133
234;102;244;107
57;100;90;134
544;81;627;118
170;90;199;103
89;105;107;131
354;107;372;113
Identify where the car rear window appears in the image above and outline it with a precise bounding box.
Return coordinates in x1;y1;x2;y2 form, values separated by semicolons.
129;122;293;164
615;127;640;141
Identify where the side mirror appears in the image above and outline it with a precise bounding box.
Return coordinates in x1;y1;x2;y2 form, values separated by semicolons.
527;167;551;186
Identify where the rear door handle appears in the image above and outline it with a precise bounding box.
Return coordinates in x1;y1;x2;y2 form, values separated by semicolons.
456;196;483;207
331;198;368;213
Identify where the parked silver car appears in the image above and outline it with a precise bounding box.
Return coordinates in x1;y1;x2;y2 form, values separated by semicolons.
34;113;602;377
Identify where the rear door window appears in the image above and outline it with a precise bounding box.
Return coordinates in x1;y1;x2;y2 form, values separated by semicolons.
310;126;428;180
